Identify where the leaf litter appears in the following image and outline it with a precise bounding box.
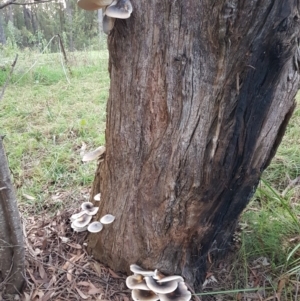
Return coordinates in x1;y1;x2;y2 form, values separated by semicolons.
21;208;129;301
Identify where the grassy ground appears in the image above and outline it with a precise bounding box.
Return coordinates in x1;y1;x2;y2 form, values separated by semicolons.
0;48;109;213
1;47;300;300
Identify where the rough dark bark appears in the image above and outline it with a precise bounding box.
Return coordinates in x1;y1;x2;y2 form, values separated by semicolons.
0;137;25;295
88;0;300;289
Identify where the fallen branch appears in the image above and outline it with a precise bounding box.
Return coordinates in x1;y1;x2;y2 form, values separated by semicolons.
0;0;54;9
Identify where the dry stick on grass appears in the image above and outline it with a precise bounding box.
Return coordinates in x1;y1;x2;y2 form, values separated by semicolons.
281;176;300;198
0;54;18;102
57;34;73;76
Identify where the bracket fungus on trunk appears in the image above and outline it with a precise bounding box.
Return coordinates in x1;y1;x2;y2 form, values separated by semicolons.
87;221;104;233
130;264;155;276
82;146;106;162
70;201;115;234
71;213;92;231
126;273;150;290
81;202;99;215
158;282;191;301
94;193;101;201
103;14;116;35
105;0;133;19
100;214;115;224
126;265;191;301
77;0;107;10
144;277;179;294
77;0;132;34
132;289;160;301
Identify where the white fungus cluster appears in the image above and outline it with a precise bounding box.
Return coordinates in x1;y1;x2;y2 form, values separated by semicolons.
70;145;115;233
77;0;133;34
126;264;191;301
70;200;115;233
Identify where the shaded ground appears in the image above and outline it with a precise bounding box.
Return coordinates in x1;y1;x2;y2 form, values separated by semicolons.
19;199;300;301
21;197;129;301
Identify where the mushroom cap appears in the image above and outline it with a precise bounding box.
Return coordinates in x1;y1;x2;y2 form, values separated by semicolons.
71;214;92;228
130;264;155;277
70;211;86;222
71;224;88;232
144;276;178;294
82;146;106;162
77;0;113;11
103;14;115;35
94;193;101;201
158;282;191;301
100;214;115;224
105;0;133;19
132;289;159;301
157;275;184;283
126;275;149;290
87;221;103;233
81;202;99;215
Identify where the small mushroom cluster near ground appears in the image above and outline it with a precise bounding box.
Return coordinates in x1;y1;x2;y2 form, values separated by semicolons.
126;264;192;301
71;145;114;232
77;0;133;34
70;200;115;233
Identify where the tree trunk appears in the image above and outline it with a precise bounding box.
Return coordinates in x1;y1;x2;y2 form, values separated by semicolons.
23;6;31;32
0;9;5;45
65;0;74;51
97;9;103;36
0;137;25;295
88;0;300;288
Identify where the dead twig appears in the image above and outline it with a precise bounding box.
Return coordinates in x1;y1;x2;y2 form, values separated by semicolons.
53;251;111;285
281;176;300;197
0;0;54;9
0;54;18;102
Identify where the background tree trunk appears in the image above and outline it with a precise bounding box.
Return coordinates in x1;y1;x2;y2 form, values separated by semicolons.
88;0;300;288
65;0;74;51
0;9;5;45
0;137;25;295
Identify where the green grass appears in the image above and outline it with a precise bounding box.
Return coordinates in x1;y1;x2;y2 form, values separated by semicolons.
229;102;300;300
0;49;109;212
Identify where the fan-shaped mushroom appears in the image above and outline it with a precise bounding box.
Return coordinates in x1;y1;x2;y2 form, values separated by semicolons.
157;276;184;283
126;274;149;290
71;213;92;229
144;276;178;294
105;0;133;19
94;193;101;201
77;0;113;11
81;202;99;215
100;214;115;224
82;146;106;162
132;289;159;301
130;264;155;277
158;282;191;301
71;224;88;232
103;13;115;35
87;221;103;233
70;210;86;222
